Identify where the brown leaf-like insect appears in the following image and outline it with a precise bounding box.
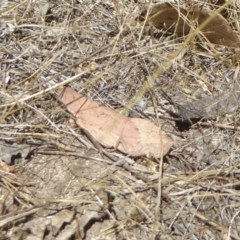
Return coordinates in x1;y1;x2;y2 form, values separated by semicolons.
58;87;173;158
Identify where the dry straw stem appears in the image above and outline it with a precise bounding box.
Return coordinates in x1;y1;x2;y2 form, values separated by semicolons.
0;207;39;228
115;175;154;221
0;70;90;109
191;209;240;240
0;0;28;16
130;0;238;115
128;1;234;113
1;1;240;239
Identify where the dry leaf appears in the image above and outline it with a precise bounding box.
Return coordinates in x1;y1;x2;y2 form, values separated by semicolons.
138;3;240;48
57;87;173;157
138;3;191;36
191;5;240;47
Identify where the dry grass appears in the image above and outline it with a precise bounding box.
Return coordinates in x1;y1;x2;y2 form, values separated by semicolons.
1;0;240;239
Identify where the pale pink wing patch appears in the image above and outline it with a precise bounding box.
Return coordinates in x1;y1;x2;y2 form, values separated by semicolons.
57;87;173;157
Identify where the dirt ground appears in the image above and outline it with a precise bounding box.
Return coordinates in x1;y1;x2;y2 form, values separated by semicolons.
1;0;240;239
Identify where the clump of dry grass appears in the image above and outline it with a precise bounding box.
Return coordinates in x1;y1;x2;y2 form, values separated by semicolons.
1;0;240;239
